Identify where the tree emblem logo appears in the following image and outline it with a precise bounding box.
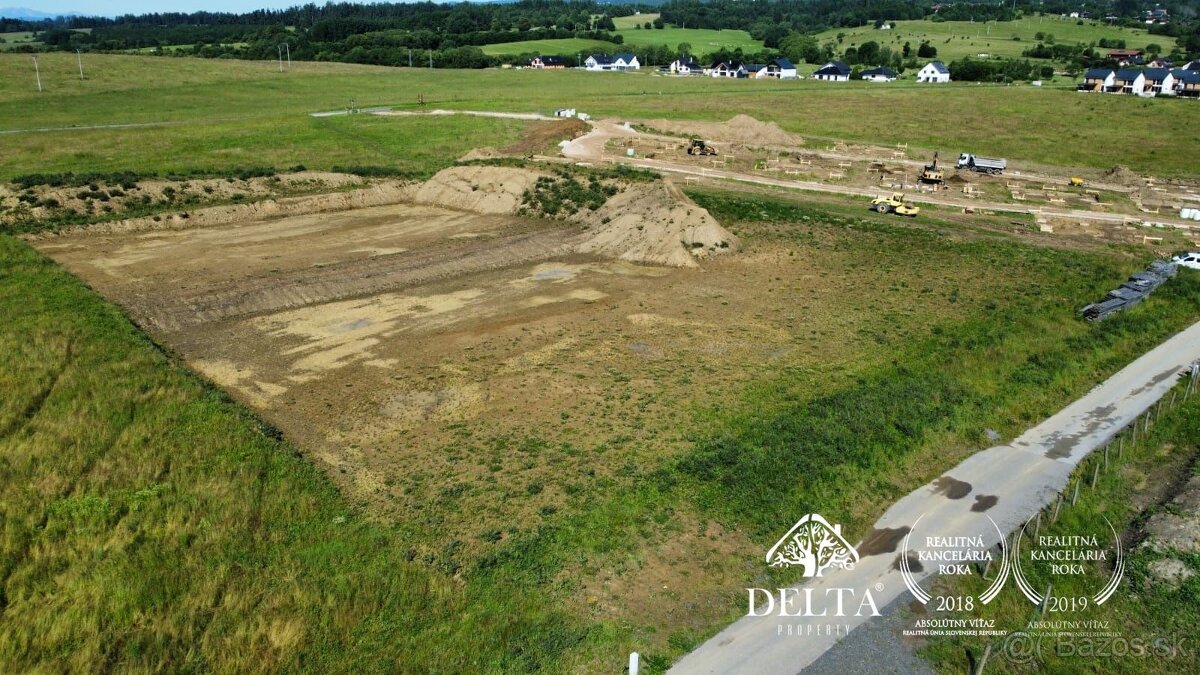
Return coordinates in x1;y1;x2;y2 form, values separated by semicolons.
766;514;859;577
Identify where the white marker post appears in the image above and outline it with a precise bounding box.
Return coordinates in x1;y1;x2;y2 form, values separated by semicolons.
628;652;639;675
33;56;42;92
76;49;84;80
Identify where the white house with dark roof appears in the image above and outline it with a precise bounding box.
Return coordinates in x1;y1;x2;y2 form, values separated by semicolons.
668;57;702;75
759;58;797;79
584;53;640;71
1142;68;1175;96
861;66;897;82
1110;68;1146;94
916;61;950;83
709;61;748;78
812;60;851;81
1172;69;1200;97
1078;68;1115;92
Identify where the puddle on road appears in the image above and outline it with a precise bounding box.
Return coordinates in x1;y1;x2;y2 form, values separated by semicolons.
891;551;924;573
971;494;999;512
931;475;972;499
859;526;911;556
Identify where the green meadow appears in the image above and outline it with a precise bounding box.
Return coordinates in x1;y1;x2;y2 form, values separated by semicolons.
2;53;1199;178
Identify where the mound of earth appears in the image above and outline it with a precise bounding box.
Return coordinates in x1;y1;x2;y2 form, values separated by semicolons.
1104;165;1142;186
577;179;737;267
639;114;803;148
413;165;544;215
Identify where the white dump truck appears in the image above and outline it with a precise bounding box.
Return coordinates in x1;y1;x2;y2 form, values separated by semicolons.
956;153;1007;175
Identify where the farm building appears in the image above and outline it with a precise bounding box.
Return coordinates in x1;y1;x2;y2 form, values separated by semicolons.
529;56;567;69
584;53;640;71
916;61;950;83
861;66;898;82
812;61;851;81
668;57;703;75
1107;49;1144;66
1078;68;1115;92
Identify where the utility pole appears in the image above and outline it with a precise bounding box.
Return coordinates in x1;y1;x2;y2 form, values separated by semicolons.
76;49;84;80
277;45;283;72
408;48;413;67
429;50;433;68
32;55;42;92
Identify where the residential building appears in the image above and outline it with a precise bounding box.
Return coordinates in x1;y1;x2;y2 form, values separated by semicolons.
812;60;851;81
916;61;950;83
668;57;702;75
1142;68;1175;95
584;53;640;71
1109;68;1146;94
1077;68;1115;92
861;66;897;82
529;56;567;69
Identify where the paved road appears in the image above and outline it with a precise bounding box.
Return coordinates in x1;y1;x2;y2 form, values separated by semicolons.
670;320;1200;675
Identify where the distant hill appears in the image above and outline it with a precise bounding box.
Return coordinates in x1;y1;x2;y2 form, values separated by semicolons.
0;7;79;20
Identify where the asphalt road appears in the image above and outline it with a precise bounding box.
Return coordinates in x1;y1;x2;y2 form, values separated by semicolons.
669;320;1200;675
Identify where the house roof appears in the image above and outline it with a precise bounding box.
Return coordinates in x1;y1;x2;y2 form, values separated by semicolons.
1186;60;1200;71
1084;68;1114;79
746;64;765;72
1115;68;1144;80
614;53;636;63
588;54;614;64
534;56;566;65
770;57;795;70
814;60;851;76
589;53;637;64
924;61;949;74
1108;49;1143;57
1172;69;1200;83
675;57;701;68
862;66;897;78
1143;67;1170;81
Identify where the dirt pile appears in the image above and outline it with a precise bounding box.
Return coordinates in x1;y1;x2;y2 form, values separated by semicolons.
1104;165;1142;186
639;114;803;148
576;179;737;267
413;166;544;214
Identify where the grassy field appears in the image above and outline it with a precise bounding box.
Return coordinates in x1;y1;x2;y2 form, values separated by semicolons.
815;16;1176;63
615;26;763;54
2;54;1199;179
480;38;615;57
3;52;1200;671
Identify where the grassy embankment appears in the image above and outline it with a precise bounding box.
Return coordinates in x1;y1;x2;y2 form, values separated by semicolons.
2;54;1199;179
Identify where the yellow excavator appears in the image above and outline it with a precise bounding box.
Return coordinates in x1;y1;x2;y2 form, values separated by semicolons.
919;152;944;185
870;192;920;217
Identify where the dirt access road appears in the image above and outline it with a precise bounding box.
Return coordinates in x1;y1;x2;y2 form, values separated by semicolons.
670;320;1200;674
561;119;1198;232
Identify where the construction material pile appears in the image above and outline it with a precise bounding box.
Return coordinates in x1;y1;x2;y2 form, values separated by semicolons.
1081;260;1177;321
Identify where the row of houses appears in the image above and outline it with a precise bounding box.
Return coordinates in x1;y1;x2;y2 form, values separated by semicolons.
668;57;798;79
810;60;950;83
1078;64;1200;97
535;54;950;83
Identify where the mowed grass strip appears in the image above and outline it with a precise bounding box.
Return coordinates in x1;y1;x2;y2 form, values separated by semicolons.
0;235;584;672
2;54;1198;178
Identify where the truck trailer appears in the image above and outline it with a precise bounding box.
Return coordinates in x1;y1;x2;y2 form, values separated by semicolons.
956;153;1007;175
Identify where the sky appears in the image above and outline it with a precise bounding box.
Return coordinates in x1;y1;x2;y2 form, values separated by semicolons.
12;0;324;17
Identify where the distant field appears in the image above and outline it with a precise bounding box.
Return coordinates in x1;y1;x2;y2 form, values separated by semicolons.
814;16;1176;63
612;12;659;30
615;24;764;54
0;30;37;51
479;37;614;57
1;54;1198;177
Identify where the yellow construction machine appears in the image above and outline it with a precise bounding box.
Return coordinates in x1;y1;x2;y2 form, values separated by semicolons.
918;152;945;185
870;192;921;217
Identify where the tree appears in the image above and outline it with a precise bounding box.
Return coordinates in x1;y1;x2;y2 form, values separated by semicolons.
677;41;692;56
857;40;880;65
653;16;664;29
917;41;937;58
